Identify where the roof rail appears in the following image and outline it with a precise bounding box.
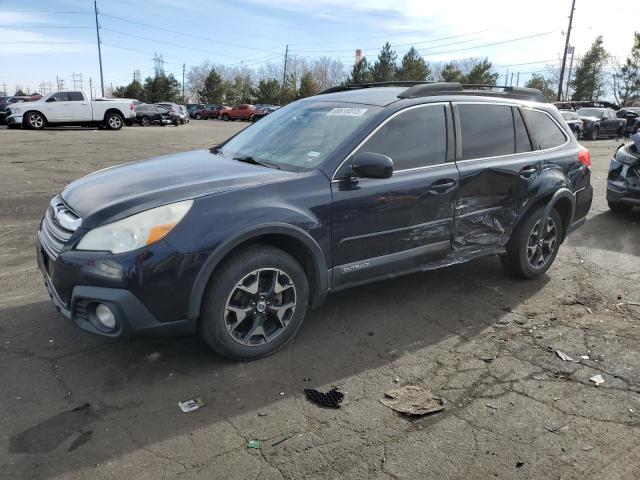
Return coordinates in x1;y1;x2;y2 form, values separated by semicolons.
318;81;429;95
398;82;546;103
553;100;620;111
317;81;547;103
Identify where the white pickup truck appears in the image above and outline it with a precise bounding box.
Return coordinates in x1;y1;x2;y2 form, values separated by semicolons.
5;91;136;130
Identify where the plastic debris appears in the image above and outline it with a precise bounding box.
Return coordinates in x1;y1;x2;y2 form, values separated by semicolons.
516;461;524;468
247;439;261;449
380;386;445;416
304;387;344;409
178;397;205;413
589;374;605;385
580;355;589;360
485;402;498;410
556;350;573;361
582;445;593;451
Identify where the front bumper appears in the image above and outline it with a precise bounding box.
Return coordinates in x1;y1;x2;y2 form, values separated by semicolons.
36;235;199;338
6;114;23;125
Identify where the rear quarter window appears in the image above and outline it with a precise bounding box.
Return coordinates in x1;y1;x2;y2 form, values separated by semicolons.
523;109;567;150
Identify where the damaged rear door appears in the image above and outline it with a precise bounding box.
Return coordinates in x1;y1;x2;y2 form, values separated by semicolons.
452;103;537;247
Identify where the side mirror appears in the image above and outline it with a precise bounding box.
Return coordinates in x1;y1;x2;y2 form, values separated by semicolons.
351;152;393;179
46;97;57;102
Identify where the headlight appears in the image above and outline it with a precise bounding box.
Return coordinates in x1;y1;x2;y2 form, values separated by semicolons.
76;200;193;254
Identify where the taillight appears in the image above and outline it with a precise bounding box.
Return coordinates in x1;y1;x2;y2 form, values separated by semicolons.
130;102;134;111
578;148;591;168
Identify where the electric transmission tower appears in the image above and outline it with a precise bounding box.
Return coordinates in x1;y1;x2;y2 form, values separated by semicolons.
152;53;166;76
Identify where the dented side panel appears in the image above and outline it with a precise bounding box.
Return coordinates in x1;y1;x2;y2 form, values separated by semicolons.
453;145;582;248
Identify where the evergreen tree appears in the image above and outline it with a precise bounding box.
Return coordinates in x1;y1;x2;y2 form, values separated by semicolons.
225;74;253;104
113;80;143;100
255;78;281;104
346;57;372;84
571;36;608;101
298;72;319;98
440;63;464;82
371;42;397;82
615;32;640;106
465;58;498;84
396;47;431;81
199;68;224;104
524;74;555;101
141;74;180;103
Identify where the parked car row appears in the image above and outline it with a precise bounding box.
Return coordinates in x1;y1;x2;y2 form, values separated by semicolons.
190;103;279;122
134;102;190;127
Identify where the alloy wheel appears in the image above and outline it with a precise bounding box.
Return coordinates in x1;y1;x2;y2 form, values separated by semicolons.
29;114;44;128
224;268;297;346
108;115;122;129
526;216;557;269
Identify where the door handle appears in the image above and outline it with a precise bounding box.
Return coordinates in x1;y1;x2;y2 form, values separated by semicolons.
519;166;538;179
428;178;457;194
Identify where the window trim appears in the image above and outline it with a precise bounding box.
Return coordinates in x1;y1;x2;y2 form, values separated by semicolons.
452;102;570;164
330;102;450;181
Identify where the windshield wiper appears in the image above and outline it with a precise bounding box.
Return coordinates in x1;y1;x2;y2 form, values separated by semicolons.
233;155;282;170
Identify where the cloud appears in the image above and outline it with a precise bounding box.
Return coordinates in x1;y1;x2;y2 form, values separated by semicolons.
0;29;93;55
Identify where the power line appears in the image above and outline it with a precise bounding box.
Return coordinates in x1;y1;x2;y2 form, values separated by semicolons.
417;31;558;56
100;27;245;60
99;12;279;55
0;25;92;28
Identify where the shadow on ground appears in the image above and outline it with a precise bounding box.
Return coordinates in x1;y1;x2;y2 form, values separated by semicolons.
0;254;550;478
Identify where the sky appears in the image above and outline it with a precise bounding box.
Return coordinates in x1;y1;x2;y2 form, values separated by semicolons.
0;0;639;97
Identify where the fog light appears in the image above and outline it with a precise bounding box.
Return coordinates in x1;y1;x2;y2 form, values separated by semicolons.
95;303;116;330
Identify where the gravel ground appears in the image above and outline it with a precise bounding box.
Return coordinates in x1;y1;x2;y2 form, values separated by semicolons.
0;121;639;480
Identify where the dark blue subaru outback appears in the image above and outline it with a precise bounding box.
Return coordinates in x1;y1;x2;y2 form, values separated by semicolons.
37;82;593;360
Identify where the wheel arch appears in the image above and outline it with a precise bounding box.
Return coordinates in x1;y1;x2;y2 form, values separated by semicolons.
188;223;329;320
103;108;125;121
23;109;48;123
515;187;575;244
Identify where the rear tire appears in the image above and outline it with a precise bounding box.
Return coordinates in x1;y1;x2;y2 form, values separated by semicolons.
222;114;229;121
608;200;633;213
500;206;562;279
140;116;150;127
105;112;123;130
195;113;202;120
198;245;309;361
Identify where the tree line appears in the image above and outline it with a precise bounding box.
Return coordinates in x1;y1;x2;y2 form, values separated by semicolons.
110;34;640;107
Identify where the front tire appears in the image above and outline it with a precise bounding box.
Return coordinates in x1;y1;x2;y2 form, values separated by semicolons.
222;113;229;121
500;206;562;279
195;113;202;120
105;112;123;130
199;245;309;361
25;111;46;130
608;200;633;213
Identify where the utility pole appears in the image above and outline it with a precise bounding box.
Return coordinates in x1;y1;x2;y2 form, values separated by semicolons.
510;72;514;86
281;44;289;100
182;63;186;100
89;77;93;99
56;75;60;91
516;72;520;86
504;68;509;85
94;0;105;97
557;0;576;101
564;46;575;101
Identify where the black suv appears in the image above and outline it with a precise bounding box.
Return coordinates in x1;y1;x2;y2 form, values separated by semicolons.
37;82;593;360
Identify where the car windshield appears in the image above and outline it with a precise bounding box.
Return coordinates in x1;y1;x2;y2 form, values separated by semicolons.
220;101;381;171
561;112;577;120
577;108;605;117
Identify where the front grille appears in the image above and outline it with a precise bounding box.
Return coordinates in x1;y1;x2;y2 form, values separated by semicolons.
39;196;81;259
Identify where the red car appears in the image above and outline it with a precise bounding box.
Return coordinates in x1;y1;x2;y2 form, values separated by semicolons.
219;104;256;121
193;105;226;120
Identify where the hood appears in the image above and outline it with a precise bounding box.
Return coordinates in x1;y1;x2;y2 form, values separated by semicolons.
62;149;296;226
578;116;599;122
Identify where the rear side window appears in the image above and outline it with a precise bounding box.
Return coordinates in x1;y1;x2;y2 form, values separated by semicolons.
68;92;84;101
514;108;532;153
523;109;567;150
458;104;514;160
356;104;447;171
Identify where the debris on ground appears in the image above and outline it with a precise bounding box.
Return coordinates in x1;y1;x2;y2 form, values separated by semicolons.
485;402;498;410
556;350;574;362
303;377;311;382
516;461;524;468
257;412;268;417
246;439;261;449
304;387;344;409
589;374;605;386
271;434;295;447
580;355;589;360
380;385;445;416
146;352;161;362
178;397;205;413
582;445;594;451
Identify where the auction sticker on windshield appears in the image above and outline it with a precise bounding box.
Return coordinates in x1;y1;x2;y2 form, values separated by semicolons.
326;107;368;117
